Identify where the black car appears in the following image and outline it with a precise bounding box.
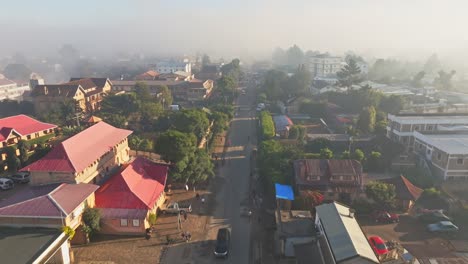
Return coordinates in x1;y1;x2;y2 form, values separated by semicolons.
214;228;230;258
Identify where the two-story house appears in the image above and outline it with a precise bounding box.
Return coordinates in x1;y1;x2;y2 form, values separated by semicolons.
21;121;132;185
386;113;468;151
135;70;160;81
0;115;57;167
294;159;363;203
413;130;468;180
32;78;112;114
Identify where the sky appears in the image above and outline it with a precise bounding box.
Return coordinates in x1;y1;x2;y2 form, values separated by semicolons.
1;0;468;59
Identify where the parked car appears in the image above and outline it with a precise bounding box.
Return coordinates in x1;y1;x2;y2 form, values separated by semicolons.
418;210;451;223
161;202;192;214
0;178;14;190
214;228;231;258
427;221;459;233
8;172;30;183
368;236;389;255
373;211;399;223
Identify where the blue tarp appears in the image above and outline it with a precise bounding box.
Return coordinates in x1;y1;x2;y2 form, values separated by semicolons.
275;183;294;200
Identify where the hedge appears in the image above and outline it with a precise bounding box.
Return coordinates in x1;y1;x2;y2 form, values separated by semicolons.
260;111;275;139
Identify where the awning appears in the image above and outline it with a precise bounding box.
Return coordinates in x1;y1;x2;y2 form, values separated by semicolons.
275;183;294;200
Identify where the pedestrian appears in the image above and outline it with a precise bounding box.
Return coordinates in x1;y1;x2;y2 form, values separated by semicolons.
186;232;191;242
183;211;188;221
181;232;186;241
201;197;205;204
185;184;189;191
196;193;200;200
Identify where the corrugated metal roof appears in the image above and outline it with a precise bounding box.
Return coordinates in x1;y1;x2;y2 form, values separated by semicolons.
315;202;379;263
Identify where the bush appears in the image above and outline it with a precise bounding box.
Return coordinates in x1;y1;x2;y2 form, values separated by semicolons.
423;187;441;198
82;208;101;235
352;198;374;215
148;213;157;225
61;226;76;240
260;111;275;139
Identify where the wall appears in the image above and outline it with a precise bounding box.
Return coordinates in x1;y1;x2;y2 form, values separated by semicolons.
31;171;75;185
0;216;62;228
99;217;147;235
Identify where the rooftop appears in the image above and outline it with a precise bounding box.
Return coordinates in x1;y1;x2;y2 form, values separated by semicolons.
381;175;423;201
0;115;57;143
315;202;379;263
275;210;315;237
414;131;468;155
294;159;362;188
273;115;293;133
0;227;65;264
112;80;185;87
388;113;468;124
21;122;132;173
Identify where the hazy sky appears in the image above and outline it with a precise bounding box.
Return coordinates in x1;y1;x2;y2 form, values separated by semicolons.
1;0;468;59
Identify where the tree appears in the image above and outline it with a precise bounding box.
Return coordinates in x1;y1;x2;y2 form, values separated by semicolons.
157;85;173;107
272;47;287;65
3;63;32;81
260;111;275;139
365;181;396;208
337;59;362;88
17;140;30;166
433;70;456;90
82;207;101;238
211;111;229;136
379;95;405;114
262;69;288;101
320;148;333;159
341;150;351;159
412;71;426;88
299;100;326;118
173;109;210;142
288;64;312;97
5;146;20;172
288;125;306;141
154;130;197;164
423;54;441;74
357;106;376;133
285;45;305;66
202;54;211;66
306;138;331;153
184;149;214;184
375;120;388;137
134;82;152;101
102;114;127;128
367;151;383;172
352;149;365;162
217;75;236;94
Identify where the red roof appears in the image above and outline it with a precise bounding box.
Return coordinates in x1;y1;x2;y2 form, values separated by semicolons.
0;115;57;143
0;183;98;218
382;175;423;201
95;157;168;210
22;122;132;173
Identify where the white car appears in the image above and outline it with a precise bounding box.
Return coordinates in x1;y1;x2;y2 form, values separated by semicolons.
0;178;14;190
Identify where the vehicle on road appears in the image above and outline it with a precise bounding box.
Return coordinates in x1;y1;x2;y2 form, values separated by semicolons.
256;103;265;111
241;89;246;95
214;228;231;258
0;178;14;190
161;202;192;214
373;211;399;223
368;236;389;256
427;221;459;233
418;210;451;223
8;172;30;183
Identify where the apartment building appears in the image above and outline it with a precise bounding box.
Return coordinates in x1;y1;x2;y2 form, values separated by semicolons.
308;54;342;77
0;79;31;101
156;62;191;74
386;113;468;151
414;131;468;180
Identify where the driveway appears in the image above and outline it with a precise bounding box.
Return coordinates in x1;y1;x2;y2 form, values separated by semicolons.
360;215;455;258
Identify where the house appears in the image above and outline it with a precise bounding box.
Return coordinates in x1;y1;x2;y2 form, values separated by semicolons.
273;115;293;138
95;157;168;235
381;175;423;210
32;78;112;113
156;61;191;74
135;70;160;81
413;130;468;180
294;159;364;203
315;202;379;264
158;71;193;82
0;78;30;101
308;54;342;77
0;183;98;230
111;80;185;94
0;115;57;168
274;210;316;257
386;113;468;152
183;79;214;101
196;64;222;81
21;121;132;185
0;227;71;264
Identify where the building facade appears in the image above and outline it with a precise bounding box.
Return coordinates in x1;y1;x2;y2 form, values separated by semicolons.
414;131;468;180
156;62;191;74
22;122;132;185
308;55;342;77
0;79;31;101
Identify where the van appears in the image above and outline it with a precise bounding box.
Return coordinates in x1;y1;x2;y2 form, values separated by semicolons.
214;228;231;258
0;178;14;190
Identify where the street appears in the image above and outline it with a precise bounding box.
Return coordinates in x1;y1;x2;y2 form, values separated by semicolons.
161;86;257;263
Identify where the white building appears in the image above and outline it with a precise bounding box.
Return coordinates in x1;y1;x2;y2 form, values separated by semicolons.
0;79;31;101
156;62;191;74
308;54;342;78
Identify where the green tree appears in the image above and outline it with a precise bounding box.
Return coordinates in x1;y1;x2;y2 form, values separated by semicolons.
288;64;312;97
211;111;229;136
341;150;351;159
365;181;396;208
433;70;457;90
260;111;275;139
139;102;163;125
157;85;173;107
5;146;20;172
173;109;210;142
17;140;30;166
154;130;197;164
379;95;405;114
288;125;306;141
337;59;362;88
102;114;127;128
352;149;365;162
285;44;305;66
262;69;288;101
101;93;139;116
423;54;441;74
134;82;152;101
367;151;383;172
412;71;426;88
202;54;211;66
320;148;333;159
306;138;331;153
184;149;214;184
357;106;376;133
82;207;101;234
299;101;326;118
375;120;388;137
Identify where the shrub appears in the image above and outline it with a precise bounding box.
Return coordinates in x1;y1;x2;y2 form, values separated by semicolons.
260;111;275;139
82;208;101;234
352;198;374;215
423;187;441;198
61;226;75;240
148;213;157;225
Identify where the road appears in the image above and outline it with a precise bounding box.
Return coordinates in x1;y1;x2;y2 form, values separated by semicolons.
161;87;257;264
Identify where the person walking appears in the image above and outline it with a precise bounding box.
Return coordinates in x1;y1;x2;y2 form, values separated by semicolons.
183;211;188;222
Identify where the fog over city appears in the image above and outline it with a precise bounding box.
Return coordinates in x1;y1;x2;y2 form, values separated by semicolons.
1;0;468;60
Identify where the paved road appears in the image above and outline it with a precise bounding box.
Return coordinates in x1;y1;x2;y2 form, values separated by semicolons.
161;87;256;264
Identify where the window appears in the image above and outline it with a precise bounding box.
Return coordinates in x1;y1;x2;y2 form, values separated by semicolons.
457;158;463;165
343;176;353;181
402;137;408;143
427;125;433;131
437;153;442;160
414;125;419;131
132;219;140;227
120;219;128;226
427;149;431;155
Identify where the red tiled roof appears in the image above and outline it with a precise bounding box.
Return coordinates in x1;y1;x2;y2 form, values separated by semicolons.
0;183;98;218
382;175;423;201
0;115;57;143
294;159;362;188
21;122;132;173
95;157;168;210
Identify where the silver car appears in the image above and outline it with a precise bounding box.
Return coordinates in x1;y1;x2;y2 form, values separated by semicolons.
427;221;459;233
0;178;14;190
